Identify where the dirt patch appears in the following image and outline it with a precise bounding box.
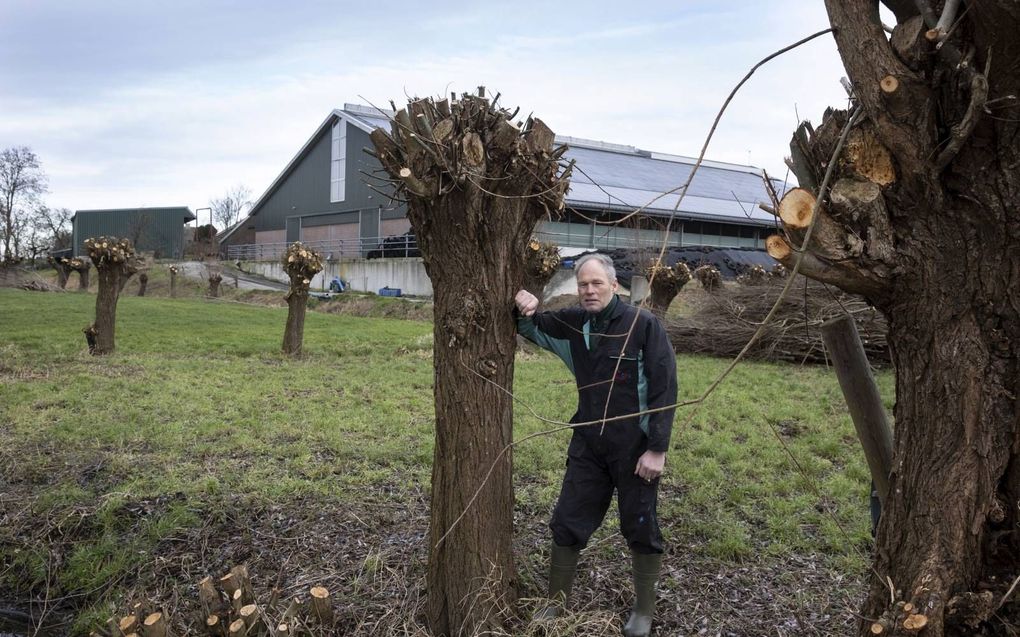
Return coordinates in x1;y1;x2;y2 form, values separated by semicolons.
0;477;869;636
317;295;432;321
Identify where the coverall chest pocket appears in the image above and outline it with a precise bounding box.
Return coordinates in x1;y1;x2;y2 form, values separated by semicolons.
606;347;640;385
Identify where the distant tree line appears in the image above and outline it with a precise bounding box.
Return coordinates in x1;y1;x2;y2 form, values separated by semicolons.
0;145;72;264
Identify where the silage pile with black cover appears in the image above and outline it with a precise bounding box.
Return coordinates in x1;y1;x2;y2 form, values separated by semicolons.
592;246;778;288
666;275;890;366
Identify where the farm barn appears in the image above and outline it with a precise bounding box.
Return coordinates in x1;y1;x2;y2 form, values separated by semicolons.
220;104;785;262
71;207;196;259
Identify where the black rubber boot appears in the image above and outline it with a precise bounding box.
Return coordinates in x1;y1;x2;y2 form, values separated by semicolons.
533;543;580;621
623;551;662;637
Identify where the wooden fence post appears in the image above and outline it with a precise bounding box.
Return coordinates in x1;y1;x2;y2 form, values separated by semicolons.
821;314;893;504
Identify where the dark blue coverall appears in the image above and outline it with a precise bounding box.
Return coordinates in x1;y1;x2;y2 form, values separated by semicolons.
517;295;678;554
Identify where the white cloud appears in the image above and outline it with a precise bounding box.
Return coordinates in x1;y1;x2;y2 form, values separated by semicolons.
2;1;850;215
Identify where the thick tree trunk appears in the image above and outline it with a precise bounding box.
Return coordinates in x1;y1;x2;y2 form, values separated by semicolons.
370;93;568;636
281;283;308;356
91;265;122;355
50;258;71;289
859;204;1020;636
72;264;89;290
426;217;520;637
783;3;1020;632
84;237;135;355
281;243;321;357
208;274;222;298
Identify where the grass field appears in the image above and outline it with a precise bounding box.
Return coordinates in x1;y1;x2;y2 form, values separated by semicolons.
0;285;892;635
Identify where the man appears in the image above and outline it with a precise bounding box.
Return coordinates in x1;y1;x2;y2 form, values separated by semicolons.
514;253;678;637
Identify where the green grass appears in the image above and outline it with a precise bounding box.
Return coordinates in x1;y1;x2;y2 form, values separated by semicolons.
0;287;890;633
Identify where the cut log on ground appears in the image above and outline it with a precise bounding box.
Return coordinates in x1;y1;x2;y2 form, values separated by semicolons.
309;586;332;624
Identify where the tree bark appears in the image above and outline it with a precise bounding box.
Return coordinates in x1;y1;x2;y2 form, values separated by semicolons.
137;273;148;297
789;4;1020;634
281;284;308;356
370;94;569;636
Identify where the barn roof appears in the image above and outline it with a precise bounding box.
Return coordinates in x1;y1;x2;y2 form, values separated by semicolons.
223;102;785;243
341;103;784;227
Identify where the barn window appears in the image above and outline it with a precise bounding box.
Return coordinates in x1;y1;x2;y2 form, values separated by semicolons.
330;121;346;202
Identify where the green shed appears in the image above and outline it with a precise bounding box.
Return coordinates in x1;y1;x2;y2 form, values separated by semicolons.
72;207;196;258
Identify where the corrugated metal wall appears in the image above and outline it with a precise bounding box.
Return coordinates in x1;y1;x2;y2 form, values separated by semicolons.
73;208;194;258
244;117;405;243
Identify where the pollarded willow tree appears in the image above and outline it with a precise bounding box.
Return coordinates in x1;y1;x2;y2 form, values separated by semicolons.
83;237;136;355
281;242;322;357
48;255;71;289
522;239;562;301
644;260;691;318
767;2;1020;635
68;257;89;290
369;91;570;636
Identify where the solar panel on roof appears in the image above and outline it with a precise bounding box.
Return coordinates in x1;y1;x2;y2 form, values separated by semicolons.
341;105;783;225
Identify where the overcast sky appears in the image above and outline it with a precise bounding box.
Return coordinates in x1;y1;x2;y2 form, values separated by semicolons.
1;1;853;220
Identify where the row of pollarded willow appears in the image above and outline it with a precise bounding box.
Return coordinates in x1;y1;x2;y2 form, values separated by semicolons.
770;2;1020;635
78;236;317;356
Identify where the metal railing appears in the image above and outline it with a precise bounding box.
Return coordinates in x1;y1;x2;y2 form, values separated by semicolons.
226;235;418;261
533;228;762;251
532;229;684;251
226;228;760;262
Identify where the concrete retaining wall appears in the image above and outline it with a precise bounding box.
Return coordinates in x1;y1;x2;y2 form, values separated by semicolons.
238;258;637;302
240;257;434;297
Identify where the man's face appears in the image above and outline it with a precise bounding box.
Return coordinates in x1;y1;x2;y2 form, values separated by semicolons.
576;260;618;313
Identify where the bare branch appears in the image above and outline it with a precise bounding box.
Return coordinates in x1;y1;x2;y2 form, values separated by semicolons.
935;56;991;170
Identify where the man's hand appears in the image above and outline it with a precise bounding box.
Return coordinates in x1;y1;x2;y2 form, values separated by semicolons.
515;289;540;317
634;450;666;482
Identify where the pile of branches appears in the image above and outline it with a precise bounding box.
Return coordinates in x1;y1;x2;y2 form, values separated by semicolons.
667;275;890;366
90;565;340;637
18;279;59;292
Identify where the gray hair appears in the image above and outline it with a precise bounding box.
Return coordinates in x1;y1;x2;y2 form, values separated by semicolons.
574;253;617;282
